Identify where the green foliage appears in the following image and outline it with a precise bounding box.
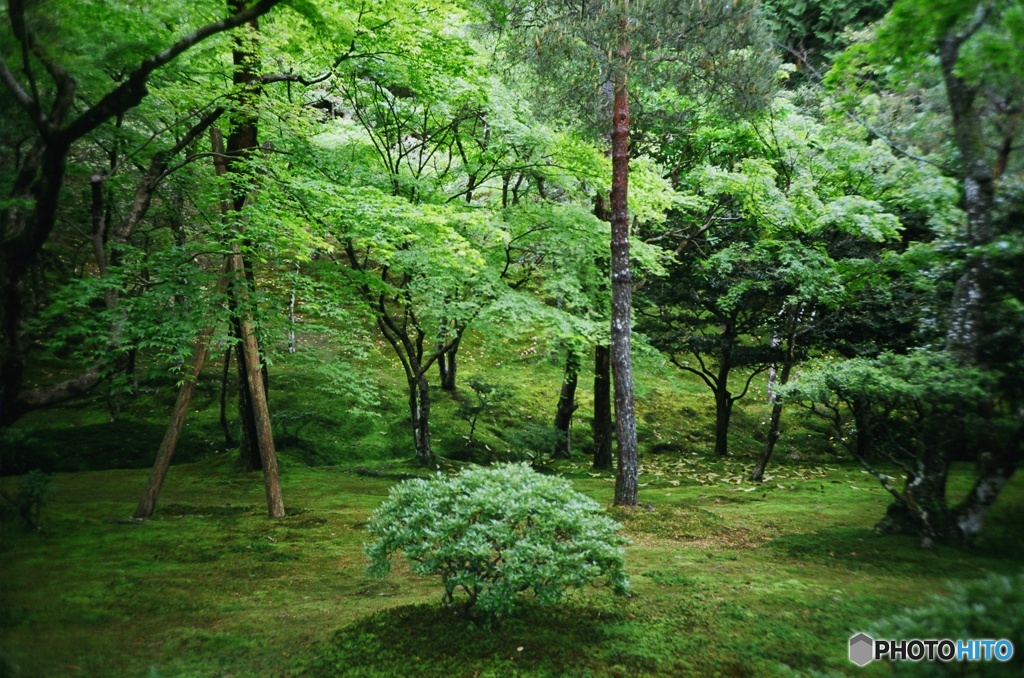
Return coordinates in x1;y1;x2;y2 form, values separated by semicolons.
455;379;509;447
1;470;56;532
364;464;629;618
761;0;891;60
870;572;1024;676
783;350;996;454
503;422;565;462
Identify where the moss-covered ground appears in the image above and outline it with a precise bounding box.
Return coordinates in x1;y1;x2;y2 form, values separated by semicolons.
2;331;1022;676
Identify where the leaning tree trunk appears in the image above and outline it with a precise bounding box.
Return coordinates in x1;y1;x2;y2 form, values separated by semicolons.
610;14;638;507
553;349;580;459
952;442;1021;545
136;326;216;519
592;345;614;470
231;274;285;518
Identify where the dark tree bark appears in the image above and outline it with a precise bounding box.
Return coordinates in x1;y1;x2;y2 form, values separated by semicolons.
553;349;580;458
610;10;638;506
592;345;614;470
851;397;875;461
712;358;733;457
437;324;464;391
409;374;432;462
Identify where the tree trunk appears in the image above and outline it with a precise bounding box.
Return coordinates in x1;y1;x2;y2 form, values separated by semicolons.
593;345;614;470
230;253;284;518
233;316;262;471
210;37;284;517
439;329;463;391
875;447;950;544
553;349;580;459
610;5;637;506
952;441;1022;545
135;326;215;519
714;386;733;457
940;21;994;366
409;374;433;464
751;321;797;481
219;347;235;448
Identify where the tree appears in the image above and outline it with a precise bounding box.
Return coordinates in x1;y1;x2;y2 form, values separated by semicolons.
823;0;1024;543
489;0;774;504
0;0;284;426
785;352;1010;545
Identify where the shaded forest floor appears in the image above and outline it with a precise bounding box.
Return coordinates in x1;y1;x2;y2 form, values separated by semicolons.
2;332;1023;676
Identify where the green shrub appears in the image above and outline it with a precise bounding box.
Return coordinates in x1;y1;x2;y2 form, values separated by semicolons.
869;572;1024;676
364;463;629;619
1;469;56;532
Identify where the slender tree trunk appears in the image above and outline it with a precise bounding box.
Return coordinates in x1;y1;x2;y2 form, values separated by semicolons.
219;346;235;448
288;264;298;354
440;332;462;391
409;373;432;463
229;252;284;518
233;314;262;471
593;345;614;470
553;349;580;459
610;3;637;506
714;386;733;457
135;326;215;519
210;46;284;518
751;320;797;481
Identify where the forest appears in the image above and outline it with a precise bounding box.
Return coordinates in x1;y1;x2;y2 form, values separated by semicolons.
1;0;1023;675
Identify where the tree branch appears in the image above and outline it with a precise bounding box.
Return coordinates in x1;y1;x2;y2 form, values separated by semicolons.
61;0;283;144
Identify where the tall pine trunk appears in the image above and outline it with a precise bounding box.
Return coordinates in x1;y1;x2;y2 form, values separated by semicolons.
610;3;638;506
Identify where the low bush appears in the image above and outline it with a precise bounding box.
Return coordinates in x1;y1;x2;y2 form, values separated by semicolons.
869;571;1024;676
364;463;629;619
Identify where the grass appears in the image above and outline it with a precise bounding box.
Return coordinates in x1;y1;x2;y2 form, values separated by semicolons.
2;455;1021;677
2;330;1023;676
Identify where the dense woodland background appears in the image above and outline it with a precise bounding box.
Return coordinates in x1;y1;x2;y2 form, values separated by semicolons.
1;0;1023;675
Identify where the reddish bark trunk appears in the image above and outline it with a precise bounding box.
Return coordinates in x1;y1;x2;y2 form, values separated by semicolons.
610;8;638;506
